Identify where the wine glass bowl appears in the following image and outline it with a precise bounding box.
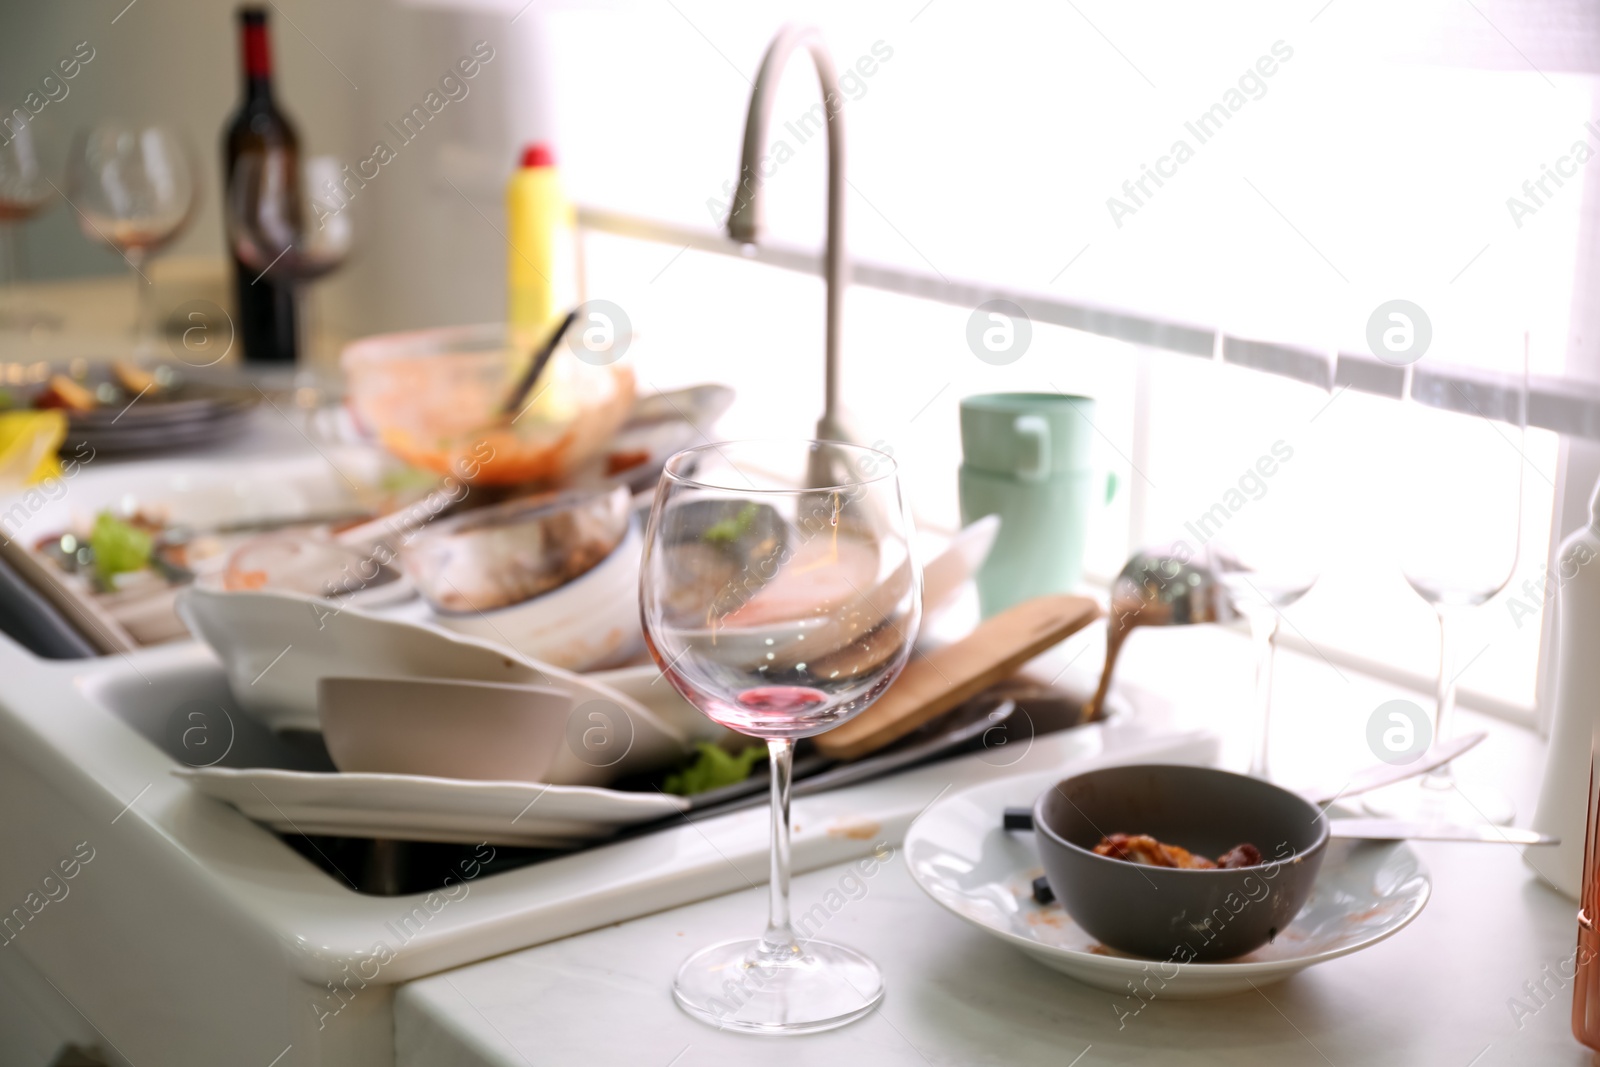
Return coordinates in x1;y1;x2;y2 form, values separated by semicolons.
640;439;920;1034
0;119;56;331
226;152;349;283
643;488;917;739
66;124;197;354
68;125;196;257
0;123;52;223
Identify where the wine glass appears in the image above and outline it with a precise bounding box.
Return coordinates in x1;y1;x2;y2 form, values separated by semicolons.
1363;336;1527;825
640;440;921;1034
66;124;197;356
226;152;350;364
1204;361;1331;782
0;119;57;331
1210;541;1319;780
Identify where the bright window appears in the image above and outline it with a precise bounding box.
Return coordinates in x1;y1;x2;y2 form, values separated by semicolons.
546;0;1596;723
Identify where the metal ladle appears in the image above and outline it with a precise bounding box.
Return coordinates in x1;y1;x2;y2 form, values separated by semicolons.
1081;546;1235;723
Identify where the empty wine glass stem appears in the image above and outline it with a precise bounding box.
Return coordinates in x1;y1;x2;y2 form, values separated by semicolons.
1;224;16;288
758;737;799;963
1247;610;1279;780
0;224;16;320
1424;609;1458;791
293;284;309;364
128;251;155;356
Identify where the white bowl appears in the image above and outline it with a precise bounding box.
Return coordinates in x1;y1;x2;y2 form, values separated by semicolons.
175;585;686;786
922;515;1000;622
427;520;644;671
318;676;571;783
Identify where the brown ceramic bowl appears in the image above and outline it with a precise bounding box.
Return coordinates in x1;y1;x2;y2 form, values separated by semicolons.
1032;764;1329;961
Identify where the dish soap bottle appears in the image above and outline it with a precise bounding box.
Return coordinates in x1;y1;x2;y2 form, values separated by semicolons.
1530;473;1600;899
506;143;577;346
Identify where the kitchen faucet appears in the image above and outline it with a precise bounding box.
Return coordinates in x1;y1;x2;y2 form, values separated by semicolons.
727;25;851;460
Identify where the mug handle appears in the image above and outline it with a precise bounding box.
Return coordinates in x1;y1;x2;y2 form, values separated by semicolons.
1013;415;1051;482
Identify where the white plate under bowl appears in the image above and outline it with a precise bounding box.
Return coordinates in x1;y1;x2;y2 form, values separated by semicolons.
174;766;688;848
904;773;1431;998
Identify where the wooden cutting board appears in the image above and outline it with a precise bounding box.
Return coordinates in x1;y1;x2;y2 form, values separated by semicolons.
816;594;1101;761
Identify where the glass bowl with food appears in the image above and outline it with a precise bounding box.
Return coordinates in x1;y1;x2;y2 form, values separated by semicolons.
340;322;636;488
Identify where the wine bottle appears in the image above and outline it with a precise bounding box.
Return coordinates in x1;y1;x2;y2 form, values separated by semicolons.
222;6;300;363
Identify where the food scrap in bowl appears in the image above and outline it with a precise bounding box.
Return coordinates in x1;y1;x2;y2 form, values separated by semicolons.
1092;833;1263;870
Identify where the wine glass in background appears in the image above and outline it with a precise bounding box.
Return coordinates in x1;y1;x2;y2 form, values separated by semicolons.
640;440;921;1034
1204;353;1333;782
0;119;58;331
1210;541;1319;781
66;124;197;355
226;152;349;365
1363;336;1528;825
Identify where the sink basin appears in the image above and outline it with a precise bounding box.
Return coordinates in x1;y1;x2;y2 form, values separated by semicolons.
0;447;1220;1063
7;627;1190;1065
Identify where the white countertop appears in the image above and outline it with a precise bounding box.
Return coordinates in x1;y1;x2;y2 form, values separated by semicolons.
394;641;1588;1067
397;835;1581;1066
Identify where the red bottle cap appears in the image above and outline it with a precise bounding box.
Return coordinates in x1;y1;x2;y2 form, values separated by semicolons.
520;143;555;168
240;8;272;79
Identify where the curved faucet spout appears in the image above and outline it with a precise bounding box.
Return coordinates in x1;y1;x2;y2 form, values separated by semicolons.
728;24;848;443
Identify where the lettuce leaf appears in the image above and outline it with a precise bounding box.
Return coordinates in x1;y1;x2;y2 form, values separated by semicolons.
91;511;153;580
663;742;765;796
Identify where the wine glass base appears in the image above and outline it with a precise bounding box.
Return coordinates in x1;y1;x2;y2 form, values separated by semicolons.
672;937;884;1035
1360;775;1515;826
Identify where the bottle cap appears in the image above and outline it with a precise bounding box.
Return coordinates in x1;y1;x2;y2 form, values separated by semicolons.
520;143;555;168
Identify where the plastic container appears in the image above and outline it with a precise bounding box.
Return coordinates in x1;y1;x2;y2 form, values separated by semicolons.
1530;473;1600;898
506;142;578;343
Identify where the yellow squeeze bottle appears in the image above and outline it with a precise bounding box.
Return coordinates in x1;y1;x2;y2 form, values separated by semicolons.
506;143;577;346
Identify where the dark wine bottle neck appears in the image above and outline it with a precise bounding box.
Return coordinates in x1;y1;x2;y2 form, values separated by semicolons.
243;74;273;103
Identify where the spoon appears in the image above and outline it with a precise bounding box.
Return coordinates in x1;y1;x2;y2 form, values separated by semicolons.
1081;546;1233;723
499;309;578;421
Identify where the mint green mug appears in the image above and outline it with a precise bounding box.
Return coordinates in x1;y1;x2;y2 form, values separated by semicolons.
959;393;1115;616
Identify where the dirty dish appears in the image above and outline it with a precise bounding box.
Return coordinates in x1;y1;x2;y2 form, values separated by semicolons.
174;766;687;848
403;486;642;671
1030;764;1328;961
176;585;686;785
340;321;635;487
904;771;1429;998
318;676;571;783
